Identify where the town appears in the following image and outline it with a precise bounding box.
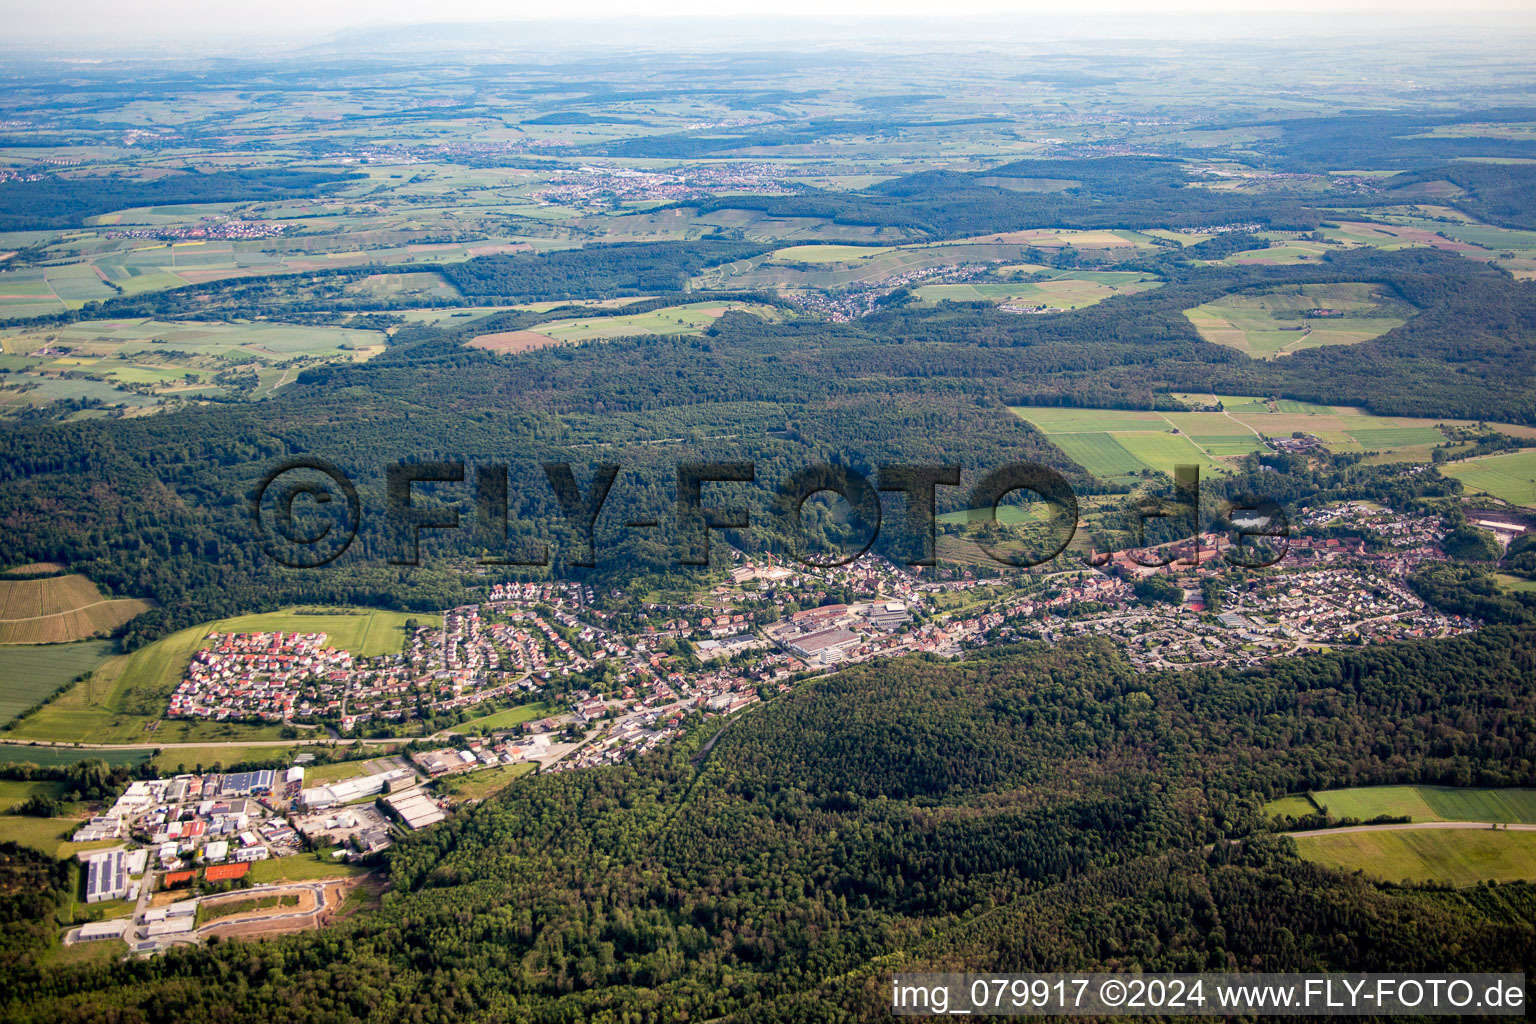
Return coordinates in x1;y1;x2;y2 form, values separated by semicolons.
49;495;1499;957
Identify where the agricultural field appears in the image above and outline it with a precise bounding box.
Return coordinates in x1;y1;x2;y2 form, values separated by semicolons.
0;641;114;724
148;745;301;773
0;317;387;414
1293;828;1536;886
1009;405;1229;484
1441;449;1536;508
1182;282;1411;359
912;270;1162;310
6;607;436;744
0;746;152;768
0;571;151;645
1008;397;1515;483
469;300;780;352
1268;786;1536;823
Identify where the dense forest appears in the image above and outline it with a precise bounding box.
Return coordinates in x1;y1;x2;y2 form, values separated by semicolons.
0;169;363;230
6;627;1536;1021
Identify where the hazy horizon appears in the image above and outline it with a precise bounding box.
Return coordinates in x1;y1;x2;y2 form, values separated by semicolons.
3;5;1535;55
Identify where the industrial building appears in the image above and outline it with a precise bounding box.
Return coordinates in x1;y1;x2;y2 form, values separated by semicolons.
300;767;413;808
77;920;128;942
220;769;276;796
85;850;128;904
787;626;862;664
865;601;912;631
385;788;447;830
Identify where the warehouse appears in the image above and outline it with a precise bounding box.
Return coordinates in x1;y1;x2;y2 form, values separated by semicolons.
787;626;862;664
77;920;128;942
386;788;447;830
220;770;276;796
85;850;128;904
146;917;196;938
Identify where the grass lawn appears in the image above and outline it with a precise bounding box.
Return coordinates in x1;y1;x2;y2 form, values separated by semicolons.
453;701;557;733
1294;828;1536;886
1495;573;1536;594
245;852;366;884
440;762;536;801
0;812;88;856
1442;449;1536;508
0;641;115;725
43;937;125;968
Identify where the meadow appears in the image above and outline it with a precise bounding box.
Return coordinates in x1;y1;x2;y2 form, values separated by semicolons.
470;300;780;352
453;702;558;733
1441;449;1536;507
246;852;367;884
1267;786;1536;823
1182;282;1410;359
912;270;1162;310
0;641;114;724
440;762;537;802
1293;828;1536;886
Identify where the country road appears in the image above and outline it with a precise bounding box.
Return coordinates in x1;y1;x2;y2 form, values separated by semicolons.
1287;821;1536;838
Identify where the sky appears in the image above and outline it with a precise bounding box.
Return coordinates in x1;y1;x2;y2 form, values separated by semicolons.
1;0;1532;51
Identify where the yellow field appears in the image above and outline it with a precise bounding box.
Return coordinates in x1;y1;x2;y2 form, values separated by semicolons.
0;571;152;644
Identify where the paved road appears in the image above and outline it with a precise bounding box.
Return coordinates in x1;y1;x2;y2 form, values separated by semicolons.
1287;821;1536;838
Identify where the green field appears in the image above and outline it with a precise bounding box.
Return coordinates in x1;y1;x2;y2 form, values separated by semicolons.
1012;399;1471;483
1294;828;1536;886
912;271;1162;310
0;745;152;767
441;762;537;801
0;778;67;811
149;744;301;773
1183;282;1410;359
1495;573;1536;594
246;852;366;884
0;813;90;857
8;606;436;744
453;702;558;734
1010;406;1226;483
1442;449;1536;507
0;641;114;724
533;301;780;342
1268;786;1536;823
